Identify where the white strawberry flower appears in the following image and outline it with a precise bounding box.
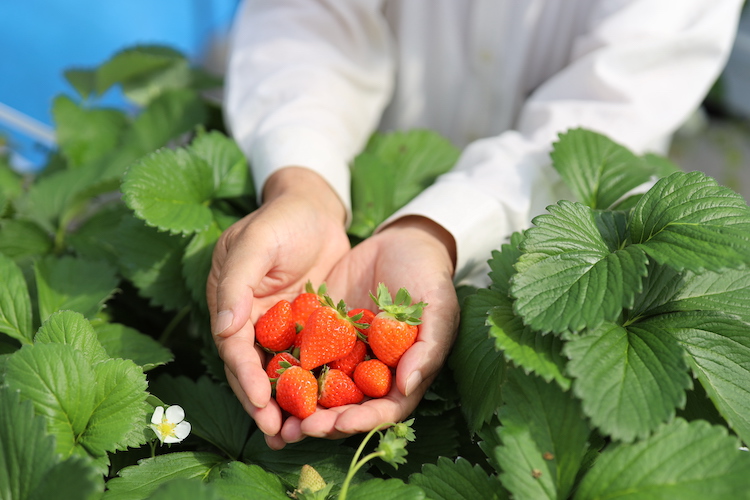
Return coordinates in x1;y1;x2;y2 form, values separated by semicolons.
150;405;191;444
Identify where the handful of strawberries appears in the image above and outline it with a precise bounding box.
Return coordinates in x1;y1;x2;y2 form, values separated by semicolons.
255;282;427;420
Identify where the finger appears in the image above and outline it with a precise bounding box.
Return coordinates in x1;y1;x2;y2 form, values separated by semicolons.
219;335;273;409
328;387;421;435
298;406;357;440
225;365;284;436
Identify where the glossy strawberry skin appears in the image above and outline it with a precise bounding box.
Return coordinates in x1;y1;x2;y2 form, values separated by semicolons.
353;359;392;398
275;366;318;419
347;308;376;337
265;352;300;380
367;313;418;368
300;306;357;370
318;368;364;408
329;339;368;377
255;300;297;352
292;292;323;329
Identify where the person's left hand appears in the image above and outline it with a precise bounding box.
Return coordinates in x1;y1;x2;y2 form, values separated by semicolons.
264;216;460;449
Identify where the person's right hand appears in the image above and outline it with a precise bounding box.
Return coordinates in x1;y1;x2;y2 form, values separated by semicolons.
206;166;350;444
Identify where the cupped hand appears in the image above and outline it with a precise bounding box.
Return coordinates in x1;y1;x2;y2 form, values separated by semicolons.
206;167;350;442
269;215;460;448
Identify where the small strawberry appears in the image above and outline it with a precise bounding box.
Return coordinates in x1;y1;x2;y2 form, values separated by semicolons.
329;339;368;377
291;281;327;329
255;299;297;352
368;283;427;368
318;367;364;408
265;351;300;380
348;307;376;337
275;365;318;419
353;358;392;398
299;296;360;370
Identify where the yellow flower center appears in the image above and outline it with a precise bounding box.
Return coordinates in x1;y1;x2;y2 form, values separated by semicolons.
155;417;177;438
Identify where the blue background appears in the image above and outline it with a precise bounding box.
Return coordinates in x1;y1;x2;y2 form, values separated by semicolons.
0;0;241;170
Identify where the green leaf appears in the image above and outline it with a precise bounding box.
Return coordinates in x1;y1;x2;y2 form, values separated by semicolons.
103;451;226;500
0;252;33;343
67;203;129;266
206;461;290;499
122;147;214;235
63;68;97;100
52;95;128;167
365;129;460;208
550;128;656;209
488;233;524;295
408;457;507;500
643;311;750;445
189;130;253;199
564;322;692;442
122;88;207;156
512;201;648;333
349;130;459;238
81;357;150;453
574;419;750;499
448;288;506;432
182;222;221;307
150;375;254;460
5;343;97;458
95;322;173;371
488;303;570;391
0;219;53;260
349;152;397;238
112;214;191;310
494;368;590;500
630;170;750;272
243;432;362;491
144;478;219;500
0;387;58;500
34;255;118;323
94;45;187;97
346;478;426;500
34;310;109;364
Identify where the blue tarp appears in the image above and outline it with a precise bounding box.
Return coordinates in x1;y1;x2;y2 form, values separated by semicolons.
0;0;240;170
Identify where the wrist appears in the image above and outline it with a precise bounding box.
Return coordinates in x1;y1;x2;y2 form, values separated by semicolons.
263;167;347;225
382;216;457;273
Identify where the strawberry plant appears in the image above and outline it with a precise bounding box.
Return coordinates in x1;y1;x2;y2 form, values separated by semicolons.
2;42;750;500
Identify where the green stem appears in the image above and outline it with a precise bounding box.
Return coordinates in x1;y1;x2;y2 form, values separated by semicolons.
338;451;385;500
159;305;191;345
338;423;391;500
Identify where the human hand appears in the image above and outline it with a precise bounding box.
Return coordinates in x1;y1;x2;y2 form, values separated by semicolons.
265;215;460;449
206;167;350;442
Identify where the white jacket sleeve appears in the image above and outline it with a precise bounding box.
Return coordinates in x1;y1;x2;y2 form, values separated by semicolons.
224;0;394;212
384;0;744;286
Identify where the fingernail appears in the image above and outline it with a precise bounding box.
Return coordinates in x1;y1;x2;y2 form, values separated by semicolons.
405;371;422;396
214;310;234;335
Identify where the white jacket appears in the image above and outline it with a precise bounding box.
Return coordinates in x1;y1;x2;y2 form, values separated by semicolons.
224;0;743;285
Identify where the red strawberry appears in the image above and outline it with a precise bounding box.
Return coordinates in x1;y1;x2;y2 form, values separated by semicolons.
299;296;358;370
318;367;364;408
275;366;318;419
291;281;327;329
329;339;368;377
255;300;297;352
353;358;392;398
265;352;300;380
367;283;427;368
348;308;376;337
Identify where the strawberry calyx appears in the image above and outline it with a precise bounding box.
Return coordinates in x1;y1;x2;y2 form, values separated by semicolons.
319;294;369;331
369;283;427;326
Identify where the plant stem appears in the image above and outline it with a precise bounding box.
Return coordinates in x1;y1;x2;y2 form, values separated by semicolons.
159;305;191;345
338;451;385;500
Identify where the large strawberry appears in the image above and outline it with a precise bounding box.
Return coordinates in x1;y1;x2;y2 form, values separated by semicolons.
353;358;392;398
275;365;318;419
299;296;360;370
255;299;297;352
318;367;364;408
291;281;327;329
367;283;427;368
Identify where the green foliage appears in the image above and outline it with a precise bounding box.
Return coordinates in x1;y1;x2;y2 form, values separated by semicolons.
3;42;749;499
